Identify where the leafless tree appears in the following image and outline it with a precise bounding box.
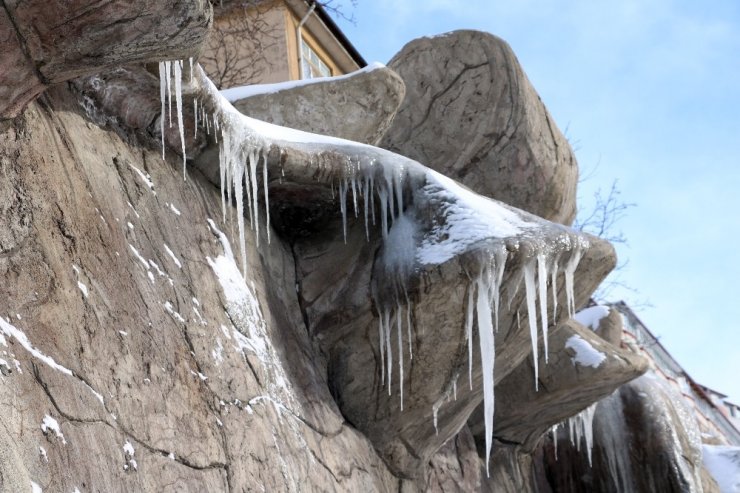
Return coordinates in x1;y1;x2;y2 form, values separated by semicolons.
201;0;357;89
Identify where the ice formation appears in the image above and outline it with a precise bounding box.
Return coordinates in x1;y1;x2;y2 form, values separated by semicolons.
158;61;592;474
566;403;598;466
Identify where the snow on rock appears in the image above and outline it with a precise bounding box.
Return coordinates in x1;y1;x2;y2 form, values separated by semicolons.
163;244;182;269
0;318;73;376
41;415;67;444
703;445;740;492
31;481;42;493
128;163;156;193
565;335;607;368
206;220;294;405
574;305;610;330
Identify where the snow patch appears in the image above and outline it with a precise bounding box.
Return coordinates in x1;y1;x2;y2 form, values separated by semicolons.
41;415;66;444
566;335;607;368
575;305;610;330
0;318;72;376
163;244;182;269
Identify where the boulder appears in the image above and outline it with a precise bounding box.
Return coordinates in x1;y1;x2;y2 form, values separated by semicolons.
468;319;647;451
228;64;406;145
0;0;212;119
381;30;578;225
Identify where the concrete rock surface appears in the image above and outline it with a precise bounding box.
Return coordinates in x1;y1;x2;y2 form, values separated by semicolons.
231;65;406;145
381;30;578;225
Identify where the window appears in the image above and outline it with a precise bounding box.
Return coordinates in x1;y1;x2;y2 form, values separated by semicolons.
300;38;331;79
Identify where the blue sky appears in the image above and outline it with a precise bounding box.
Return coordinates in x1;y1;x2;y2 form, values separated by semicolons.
334;1;740;402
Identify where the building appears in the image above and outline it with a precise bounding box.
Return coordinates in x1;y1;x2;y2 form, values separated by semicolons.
200;0;366;89
614;301;740;445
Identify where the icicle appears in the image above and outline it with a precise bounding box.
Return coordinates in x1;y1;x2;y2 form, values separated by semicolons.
564;244;583;318
492;246;507;332
233;147;247;277
193;99;198;139
384;309;392;395
351;176;358;218
363;175;370;240
174;60;186;178
339;180;347;243
370;176;376;226
551;256;559;321
249;148;259;246
394;170;404;218
523;260;540;390
433;403;440;435
244;154;254;227
566;403;597;466
406;301;413;360
551;423;560;460
165;61;172;127
189;57;193;83
379;188;389;238
537;254;549;362
159;62;166;160
213;117;219;143
453;378;457;400
476;274;495;477
397;306;404;411
263;153;271;244
379;317;385;385
466;285;475;390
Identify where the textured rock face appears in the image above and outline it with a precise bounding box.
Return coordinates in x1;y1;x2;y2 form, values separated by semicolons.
0;0;212;119
381;30;578;225
230;65;406;145
0;86;405;492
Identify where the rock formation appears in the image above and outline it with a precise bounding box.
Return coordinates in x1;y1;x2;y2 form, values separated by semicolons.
380;31;578;225
1;5;735;492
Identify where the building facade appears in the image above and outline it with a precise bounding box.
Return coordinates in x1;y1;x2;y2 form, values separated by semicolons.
200;0;366;89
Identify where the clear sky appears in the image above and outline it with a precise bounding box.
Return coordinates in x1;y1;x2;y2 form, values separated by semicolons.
334;1;740;403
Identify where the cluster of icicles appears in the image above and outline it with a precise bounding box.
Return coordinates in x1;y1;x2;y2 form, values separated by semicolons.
158;60;589;475
551;402;598;466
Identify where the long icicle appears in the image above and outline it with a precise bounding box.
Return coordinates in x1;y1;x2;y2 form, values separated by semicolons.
174;60;186;179
523;260;540;390
477;274;495;477
159;62;166;160
263;152;271;244
537;254;549;362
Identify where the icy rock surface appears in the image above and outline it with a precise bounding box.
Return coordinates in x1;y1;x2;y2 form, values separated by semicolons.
166;63;618;477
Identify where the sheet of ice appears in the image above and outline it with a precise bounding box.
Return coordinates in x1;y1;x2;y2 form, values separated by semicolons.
574;305;610;330
565;335;606;368
41;415;66;444
703;445;740;492
220;62;386;102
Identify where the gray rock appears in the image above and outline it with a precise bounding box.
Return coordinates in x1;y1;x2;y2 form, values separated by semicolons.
381;30;578;225
0;0;212;119
230;65;406;145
